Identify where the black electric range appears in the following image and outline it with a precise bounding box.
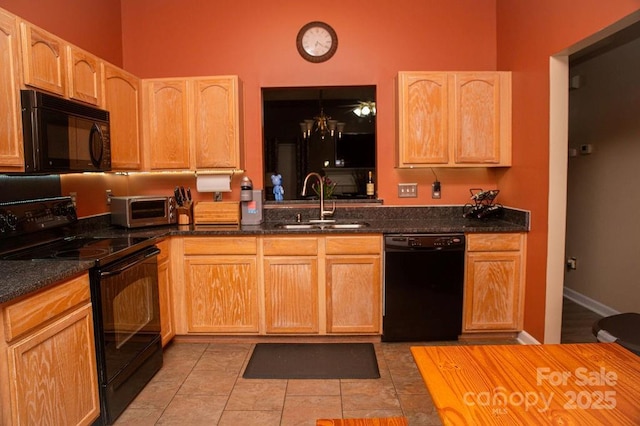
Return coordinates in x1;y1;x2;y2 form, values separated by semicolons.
0;196;155;264
0;196;163;425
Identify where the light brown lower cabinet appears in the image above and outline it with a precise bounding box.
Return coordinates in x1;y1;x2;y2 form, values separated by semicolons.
173;235;383;336
463;233;526;335
156;239;175;346
182;237;259;333
262;235;382;335
263;236;319;334
325;236;382;334
264;256;320;334
0;273;100;425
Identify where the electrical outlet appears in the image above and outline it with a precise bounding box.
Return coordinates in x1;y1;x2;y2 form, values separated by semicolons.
69;192;77;207
106;189;112;205
432;181;441;199
398;183;417;198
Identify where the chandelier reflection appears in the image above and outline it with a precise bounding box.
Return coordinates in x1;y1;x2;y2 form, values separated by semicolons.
299;92;345;140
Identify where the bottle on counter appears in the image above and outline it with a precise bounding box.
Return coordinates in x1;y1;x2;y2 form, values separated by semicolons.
366;171;375;199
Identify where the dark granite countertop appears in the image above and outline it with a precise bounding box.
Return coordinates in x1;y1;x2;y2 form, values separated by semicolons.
0;205;529;304
0;259;94;304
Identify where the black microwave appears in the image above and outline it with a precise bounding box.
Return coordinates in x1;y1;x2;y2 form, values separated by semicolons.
21;89;111;173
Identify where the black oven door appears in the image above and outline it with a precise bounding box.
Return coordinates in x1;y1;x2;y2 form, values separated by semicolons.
92;246;163;424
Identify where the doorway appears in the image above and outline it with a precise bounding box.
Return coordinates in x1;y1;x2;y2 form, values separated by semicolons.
546;11;640;343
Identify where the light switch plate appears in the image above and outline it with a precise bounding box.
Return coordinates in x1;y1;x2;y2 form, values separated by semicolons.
398;183;417;198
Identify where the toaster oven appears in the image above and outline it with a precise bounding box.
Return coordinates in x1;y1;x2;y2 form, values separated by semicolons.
110;196;177;228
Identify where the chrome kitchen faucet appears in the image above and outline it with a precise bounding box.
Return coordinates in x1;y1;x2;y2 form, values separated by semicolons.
301;172;335;222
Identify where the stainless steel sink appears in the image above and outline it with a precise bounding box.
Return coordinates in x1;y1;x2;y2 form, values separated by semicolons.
275;223;318;230
274;222;369;230
326;222;369;229
308;219;337;224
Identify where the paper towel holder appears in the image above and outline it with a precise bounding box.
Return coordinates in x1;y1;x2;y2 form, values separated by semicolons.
195;169;243;201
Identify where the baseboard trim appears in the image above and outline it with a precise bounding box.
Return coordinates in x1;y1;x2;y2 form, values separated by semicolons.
563;287;620;317
517;330;540;345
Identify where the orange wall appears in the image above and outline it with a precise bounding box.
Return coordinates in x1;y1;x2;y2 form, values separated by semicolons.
496;0;640;340
119;0;501;205
0;0;123;66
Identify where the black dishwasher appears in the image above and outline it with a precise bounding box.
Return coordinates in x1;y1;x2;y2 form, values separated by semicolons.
382;234;465;342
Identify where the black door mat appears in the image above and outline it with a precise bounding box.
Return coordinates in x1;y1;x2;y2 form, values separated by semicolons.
242;343;380;379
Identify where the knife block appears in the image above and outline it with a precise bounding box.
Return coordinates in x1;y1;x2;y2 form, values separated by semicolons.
177;201;193;225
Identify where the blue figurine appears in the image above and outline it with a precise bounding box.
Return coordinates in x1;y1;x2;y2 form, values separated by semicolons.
271;173;284;202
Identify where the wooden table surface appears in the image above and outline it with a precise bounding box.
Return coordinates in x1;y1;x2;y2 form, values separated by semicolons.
411;343;640;425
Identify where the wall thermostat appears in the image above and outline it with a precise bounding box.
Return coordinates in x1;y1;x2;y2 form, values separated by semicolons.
580;144;594;155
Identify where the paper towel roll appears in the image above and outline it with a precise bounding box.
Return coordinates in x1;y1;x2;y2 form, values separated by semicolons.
196;174;231;192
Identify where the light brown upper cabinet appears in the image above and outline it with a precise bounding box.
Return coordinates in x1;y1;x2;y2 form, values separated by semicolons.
20;21;67;96
397;71;511;167
0;9;24;171
193;77;242;169
67;45;103;106
142;79;190;169
142;75;243;171
104;63;142;169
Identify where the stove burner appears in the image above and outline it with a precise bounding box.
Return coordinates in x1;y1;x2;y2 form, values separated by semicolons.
54;247;110;260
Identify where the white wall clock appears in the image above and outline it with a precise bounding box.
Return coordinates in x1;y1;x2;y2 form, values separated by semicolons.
296;21;338;63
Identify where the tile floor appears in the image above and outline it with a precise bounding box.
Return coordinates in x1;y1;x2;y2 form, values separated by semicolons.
116;300;595;426
115;340;517;426
113;298;598;426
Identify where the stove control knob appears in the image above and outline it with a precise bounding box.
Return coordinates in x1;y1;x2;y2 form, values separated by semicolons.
0;212;6;233
4;211;18;231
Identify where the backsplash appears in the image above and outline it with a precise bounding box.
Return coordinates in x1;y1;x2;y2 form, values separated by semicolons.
263;205;530;229
0;175;61;203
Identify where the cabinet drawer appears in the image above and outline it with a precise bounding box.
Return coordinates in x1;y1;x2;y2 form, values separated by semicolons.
184;237;257;255
263;237;318;256
466;233;522;252
325;235;381;255
3;273;90;342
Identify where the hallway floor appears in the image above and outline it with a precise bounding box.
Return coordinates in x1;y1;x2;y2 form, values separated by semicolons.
114;339;516;426
561;297;603;343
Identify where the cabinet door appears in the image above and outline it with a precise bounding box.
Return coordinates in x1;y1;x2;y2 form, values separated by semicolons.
104;64;142;169
142;79;190;169
397;72;449;166
326;256;381;333
193;76;242;169
20;22;66;95
263;257;319;334
67;45;102;105
0;10;24;171
184;256;258;333
7;303;100;425
463;251;523;331
157;240;174;346
452;72;511;165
